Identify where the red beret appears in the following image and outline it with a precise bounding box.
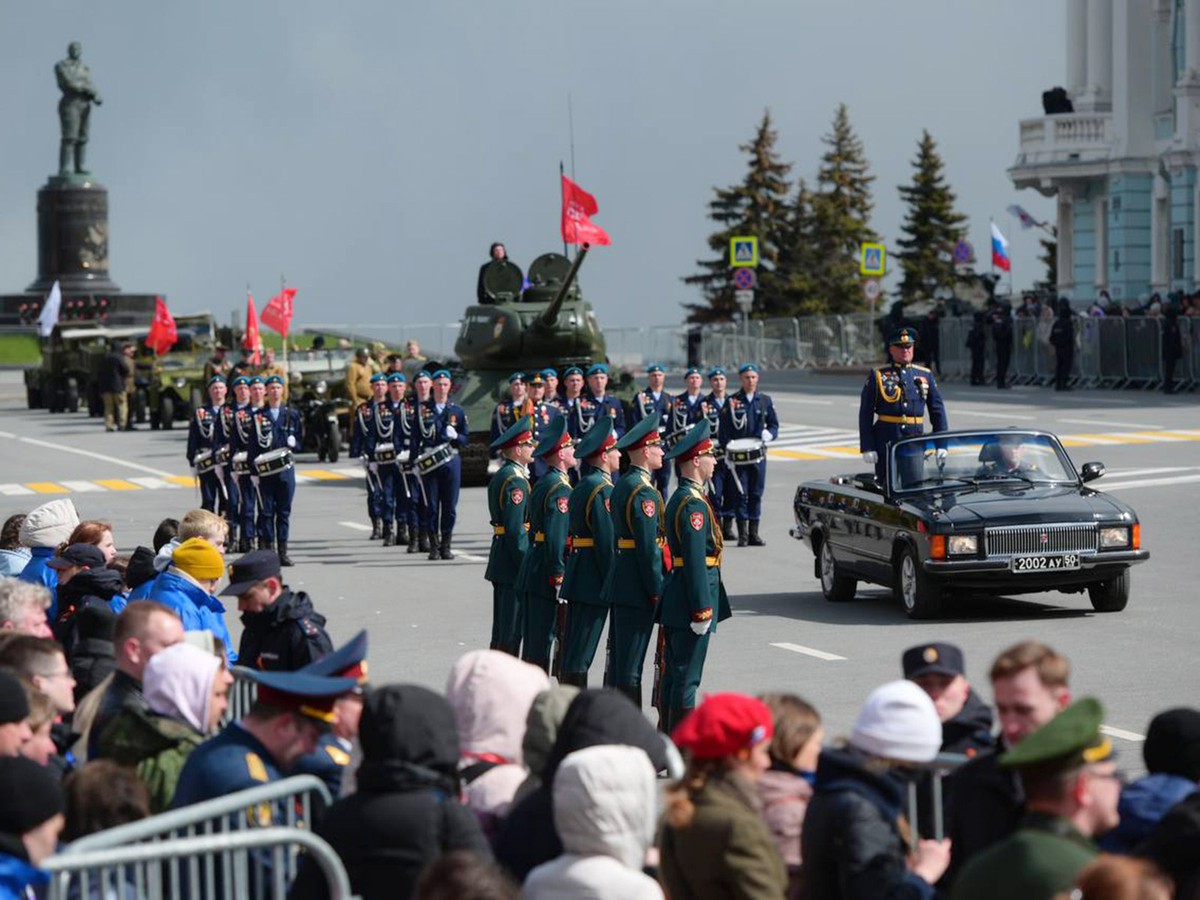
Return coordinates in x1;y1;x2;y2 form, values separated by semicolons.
671;693;774;759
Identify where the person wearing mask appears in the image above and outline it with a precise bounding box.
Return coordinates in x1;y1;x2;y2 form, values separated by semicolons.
0;756;66;897
148;538;236;662
18;498;80;619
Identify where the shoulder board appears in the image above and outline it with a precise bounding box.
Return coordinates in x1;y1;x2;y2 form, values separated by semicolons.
324;744;351;767
245;752;269;783
910;364;931;373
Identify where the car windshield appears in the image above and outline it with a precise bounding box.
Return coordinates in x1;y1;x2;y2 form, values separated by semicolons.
890;432;1077;492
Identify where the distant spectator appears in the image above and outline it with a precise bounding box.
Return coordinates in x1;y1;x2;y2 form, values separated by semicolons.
0;755;66;896
0;580;53;638
65;520;117;564
148;538;235;662
415;851;517;900
99;341;135;432
62;759;150;841
17;498;80;618
49;543;121;652
17;682;57;766
512;684;580;806
0;636;76;721
0;670;33;757
152;519;179;554
0;515;30;578
1162;305;1184;394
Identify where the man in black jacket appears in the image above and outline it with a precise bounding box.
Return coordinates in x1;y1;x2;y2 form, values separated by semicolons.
225;550;332;672
1049;299;1075;391
98;341;134;432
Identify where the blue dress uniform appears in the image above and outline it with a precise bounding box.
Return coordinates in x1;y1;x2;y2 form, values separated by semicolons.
350;374;386;538
599;415;664;710
659;420;732;733
858;327;949;484
526;374;562;486
247;381;303;565
187;376;232;517
717;364;779;544
385;374;413;546
229;376;256;553
490;372;529;451
485;418;533;655
631;364;674;496
559;418;617;688
667;370;706;477
515;418;573;672
557;366;584;426
363;388;399;546
702;367;737;537
584;363;627;438
414;370;469;560
290;630;368;798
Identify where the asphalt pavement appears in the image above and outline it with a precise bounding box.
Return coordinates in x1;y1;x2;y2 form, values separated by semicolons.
2;370;1198;757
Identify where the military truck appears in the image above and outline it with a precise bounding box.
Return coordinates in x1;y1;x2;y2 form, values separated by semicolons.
139;313;219;429
24;322;115;413
288;347;357;462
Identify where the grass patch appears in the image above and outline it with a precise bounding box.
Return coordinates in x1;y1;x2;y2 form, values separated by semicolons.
0;334;43;366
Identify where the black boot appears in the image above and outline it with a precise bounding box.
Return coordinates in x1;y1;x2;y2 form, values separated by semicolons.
722;517;735;540
369;519;381;540
736;519;748;548
260;539;274;553
440;533;453;560
227;525;239;553
278;542;294;567
396;522;409;546
238;534;253;554
407;530;419;554
428;533;441;561
382;522;395;547
748;519;766;547
418;529;431;554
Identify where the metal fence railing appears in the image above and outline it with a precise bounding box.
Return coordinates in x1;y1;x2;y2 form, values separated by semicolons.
225;665;260;725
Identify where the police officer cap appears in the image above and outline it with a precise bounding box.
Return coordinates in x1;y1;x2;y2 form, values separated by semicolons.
708;366;727;378
508;372;525;384
533;415;570;458
563;366;584;378
738;363;759;374
527;373;545;387
663;418;713;462
231;375;250;387
244;669;360;726
220;549;281;596
540;367;557;379
902;642;965;680
431;369;452;381
684;366;702;378
302;629;369;686
890;326;919;347
616;412;662;452
249;375;266;386
1000;697;1113;771
386;372;406;383
575;416;616;460
265;375;285;386
490;415;535;451
207;374;227;387
586;363;609;377
370;372;386;384
646;363;664;375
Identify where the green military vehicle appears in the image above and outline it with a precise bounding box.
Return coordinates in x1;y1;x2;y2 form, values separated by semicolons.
288;347;357;462
144;313;219;429
24;322;114;413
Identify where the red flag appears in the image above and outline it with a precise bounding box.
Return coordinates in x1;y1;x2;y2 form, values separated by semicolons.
561;176;612;246
244;293;262;366
145;296;177;355
262;286;297;338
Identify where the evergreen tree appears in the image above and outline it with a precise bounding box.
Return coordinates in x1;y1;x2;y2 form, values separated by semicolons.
776;178;825;315
895;130;968;301
684;111;791;322
1037;234;1058;291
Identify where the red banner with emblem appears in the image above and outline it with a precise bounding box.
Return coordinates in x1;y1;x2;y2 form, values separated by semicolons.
261;286;296;337
561;175;612;246
244;293;262;365
145;296;177;355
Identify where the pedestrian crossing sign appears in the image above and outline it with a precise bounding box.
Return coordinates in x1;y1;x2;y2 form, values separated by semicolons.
730;236;758;268
860;243;886;276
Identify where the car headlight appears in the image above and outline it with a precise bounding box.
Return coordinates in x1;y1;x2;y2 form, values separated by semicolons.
174;377;187;389
947;535;978;555
1099;526;1129;549
316;380;328;395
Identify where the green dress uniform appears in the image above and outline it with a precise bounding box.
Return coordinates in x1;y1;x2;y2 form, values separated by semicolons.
485;418;534;655
559;418;617;687
599;415;665;709
516;418;573;672
659;420;732;732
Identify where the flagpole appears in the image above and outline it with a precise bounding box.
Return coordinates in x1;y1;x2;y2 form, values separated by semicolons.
560;160;568;260
280;274;289;396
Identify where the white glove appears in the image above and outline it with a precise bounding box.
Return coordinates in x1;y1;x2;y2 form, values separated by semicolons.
286;435;297;449
762;430;774;443
250;475;261;487
445;425;458;440
557;592;568;606
367;462;378;474
862;451;878;465
690;618;712;637
936;448;948;462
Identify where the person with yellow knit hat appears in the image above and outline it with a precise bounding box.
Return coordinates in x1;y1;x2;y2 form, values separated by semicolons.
147;538;236;663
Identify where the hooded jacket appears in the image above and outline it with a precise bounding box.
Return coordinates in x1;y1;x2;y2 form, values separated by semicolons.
494;689;669;883
757;762;814;873
237;588;332;672
524;745;663;900
291;685;491;900
68;604;117;702
148;569;236;663
0;547;31;578
18;546;60;618
513;684;580;806
97;706;204;813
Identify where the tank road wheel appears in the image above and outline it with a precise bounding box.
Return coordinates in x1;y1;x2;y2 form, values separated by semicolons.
894;546;944;620
1088;569;1130;613
160;395;176;430
819;538;857;603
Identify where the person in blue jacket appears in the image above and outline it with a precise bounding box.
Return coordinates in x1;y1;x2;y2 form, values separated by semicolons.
413;370;469;562
247;375;303;566
17;498;80;620
717;363;779;548
148;537;237;663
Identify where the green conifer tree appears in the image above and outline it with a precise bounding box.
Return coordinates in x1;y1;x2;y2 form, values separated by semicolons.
895;130;968;301
1038;234;1058;291
776;178;825;315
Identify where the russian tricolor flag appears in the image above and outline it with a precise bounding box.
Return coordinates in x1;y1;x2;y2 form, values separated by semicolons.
991;222;1011;272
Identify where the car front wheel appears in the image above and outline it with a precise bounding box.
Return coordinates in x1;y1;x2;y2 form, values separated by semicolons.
895;546;944;620
1088;569;1130;612
819;539;857;602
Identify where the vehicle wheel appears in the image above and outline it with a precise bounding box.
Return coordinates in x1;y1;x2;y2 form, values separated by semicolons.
819;539;857;602
1088;569;1130;612
160;396;175;430
894;546;944;620
150;412;161;430
65;378;80;413
26;384;42;410
326;428;340;464
317;445;327;462
134;389;148;424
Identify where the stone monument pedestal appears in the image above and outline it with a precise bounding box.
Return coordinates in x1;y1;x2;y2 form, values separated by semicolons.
26;175;120;293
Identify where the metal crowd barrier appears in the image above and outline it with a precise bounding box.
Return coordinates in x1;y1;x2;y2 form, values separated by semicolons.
905;751;968;846
224;665;260;725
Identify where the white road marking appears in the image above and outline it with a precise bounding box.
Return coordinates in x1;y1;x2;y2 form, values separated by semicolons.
454;553;489;562
5;435;175;477
1061;418;1163;429
1100;725;1145;742
1097;474;1200;491
59;480;104;492
128;476;180;490
770;642;846;661
953;409;1039;421
0;483;34;496
339;521;372;531
772;396;835;406
1105;467;1200;478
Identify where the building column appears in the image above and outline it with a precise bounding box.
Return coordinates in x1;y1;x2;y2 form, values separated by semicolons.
1185;0;1200;86
1058;188;1076;296
1066;0;1088;98
1081;0;1113;110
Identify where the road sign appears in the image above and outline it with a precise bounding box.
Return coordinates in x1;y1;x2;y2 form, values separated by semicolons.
734;289;755;311
733;268;757;290
953;240;974;264
730;236;759;268
859;242;886;276
863;279;881;301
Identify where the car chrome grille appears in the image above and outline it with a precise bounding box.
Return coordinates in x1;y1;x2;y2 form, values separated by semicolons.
984;524;1097;557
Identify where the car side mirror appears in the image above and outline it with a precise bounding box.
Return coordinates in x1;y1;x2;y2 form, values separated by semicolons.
1080;461;1105;482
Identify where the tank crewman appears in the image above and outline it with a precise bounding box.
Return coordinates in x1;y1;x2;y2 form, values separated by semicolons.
187;375;233;519
718;363;779;548
541;368;560;405
249;375;303;566
490;372;530;453
363;374;399;547
417;369;469;561
858;326;948;486
558;417;619;688
477;241;509;304
485;416;535;655
658;419;732;732
290;630;369;798
559;366;585;431
515;416;575;673
202;344;232;385
344;347;374;408
584;363;626;438
599;414;665;710
406;370;433;555
228;376;256;553
171;667;358;808
526;372;562;485
350;374;387;540
631;363;674;496
385;373;412;546
702;366;737;540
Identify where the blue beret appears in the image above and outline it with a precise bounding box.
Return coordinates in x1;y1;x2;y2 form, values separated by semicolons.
265;375;284;386
369;372;386;384
249;376;266;386
684;366;702;378
231;375;250;387
563;366;583;378
508;372;525;384
416;369;432;380
431;369;452;381
646;363;664;375
386;372;406;383
207;374;227;387
707;366;727;378
890;327;919;346
540;368;558;379
738;363;759;375
586;363;609;377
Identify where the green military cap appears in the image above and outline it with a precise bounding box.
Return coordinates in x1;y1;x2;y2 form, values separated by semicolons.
1000;697;1113;770
533;415;570;458
663;418;713;462
489;415;535;452
576;416;616;460
616;411;662;452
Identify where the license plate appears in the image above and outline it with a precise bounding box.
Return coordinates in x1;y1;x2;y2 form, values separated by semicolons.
1010;553;1080;573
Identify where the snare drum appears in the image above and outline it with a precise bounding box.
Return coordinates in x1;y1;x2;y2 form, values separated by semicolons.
231;451;250;476
372;445;397;465
254;448;294;477
415;443;456;475
193;449;216;475
726;438;766;466
214;446;231;468
663;428;688;451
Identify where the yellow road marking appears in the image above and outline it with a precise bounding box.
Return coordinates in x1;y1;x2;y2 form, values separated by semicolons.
164;475;198;486
26;482;69;494
300;469;350;480
94;479;142;491
770;449;838;461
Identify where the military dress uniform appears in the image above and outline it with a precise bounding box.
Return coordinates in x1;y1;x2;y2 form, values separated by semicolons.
858;327;949;485
362;385;399;546
413;372;469;560
631;364;673;496
526;375;562;486
599;415;664;709
385;374;413;546
717;364;779;546
584;363;627;439
402;380;428;554
485;418;533;655
660;420;732;733
490;373;530;451
291;630;368;798
349;392;381;537
702;368;737;537
559;418;617;688
515;418;572;672
187;377;233;518
247;382;303;564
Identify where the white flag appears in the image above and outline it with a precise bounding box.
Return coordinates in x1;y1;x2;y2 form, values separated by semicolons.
38;281;62;337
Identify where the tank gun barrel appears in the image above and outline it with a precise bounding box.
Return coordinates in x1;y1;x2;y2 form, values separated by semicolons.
535;243;590;329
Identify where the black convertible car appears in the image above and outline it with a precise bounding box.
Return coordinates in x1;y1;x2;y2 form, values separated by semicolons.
791;429;1149;619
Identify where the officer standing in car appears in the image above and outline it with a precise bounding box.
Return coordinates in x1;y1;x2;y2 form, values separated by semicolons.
718;363;778;548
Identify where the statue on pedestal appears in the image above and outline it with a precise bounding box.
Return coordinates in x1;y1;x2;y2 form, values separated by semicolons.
55;41;103;177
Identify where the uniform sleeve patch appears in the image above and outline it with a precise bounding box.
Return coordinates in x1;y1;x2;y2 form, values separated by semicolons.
641;499;657;517
556;496;569;514
690;511;705;531
245;752;269;783
511;488;524;505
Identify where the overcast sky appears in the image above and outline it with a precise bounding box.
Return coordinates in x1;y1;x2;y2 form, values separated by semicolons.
0;2;1062;329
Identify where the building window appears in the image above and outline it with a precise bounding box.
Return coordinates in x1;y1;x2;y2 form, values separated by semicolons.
1173;228;1185;279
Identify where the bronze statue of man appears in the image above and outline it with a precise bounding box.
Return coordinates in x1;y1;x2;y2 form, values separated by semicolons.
55;41;103;176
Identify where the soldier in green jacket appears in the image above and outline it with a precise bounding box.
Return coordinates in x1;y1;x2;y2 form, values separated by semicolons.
599;414;666;710
950;698;1119;900
515;417;575;672
485;416;535;655
559;417;619;688
659;419;732;732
